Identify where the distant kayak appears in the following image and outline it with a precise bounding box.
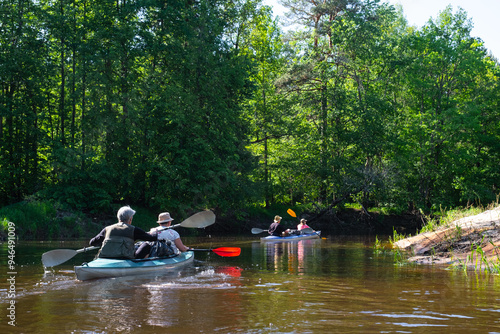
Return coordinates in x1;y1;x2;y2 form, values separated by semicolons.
260;231;321;243
74;251;194;281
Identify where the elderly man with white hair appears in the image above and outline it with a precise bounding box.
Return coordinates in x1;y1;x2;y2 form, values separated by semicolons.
89;206;157;259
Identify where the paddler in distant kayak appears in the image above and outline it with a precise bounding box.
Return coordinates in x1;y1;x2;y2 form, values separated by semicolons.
297;218;311;230
89;206;157;259
268;215;290;237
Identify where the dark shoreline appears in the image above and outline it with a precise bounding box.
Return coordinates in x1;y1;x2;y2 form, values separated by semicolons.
1;208;424;241
209;208;424;237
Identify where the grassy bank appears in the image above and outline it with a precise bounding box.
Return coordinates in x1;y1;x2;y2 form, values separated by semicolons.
0;200;98;240
0;199;258;240
0;199;165;240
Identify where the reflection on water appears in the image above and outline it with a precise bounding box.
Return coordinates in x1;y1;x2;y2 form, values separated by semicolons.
1;237;500;333
260;239;322;274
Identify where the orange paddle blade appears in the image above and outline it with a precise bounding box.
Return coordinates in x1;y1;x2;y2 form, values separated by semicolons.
287;208;297;217
212;247;241;257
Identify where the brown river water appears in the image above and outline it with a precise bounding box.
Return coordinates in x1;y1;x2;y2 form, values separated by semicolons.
1;235;500;333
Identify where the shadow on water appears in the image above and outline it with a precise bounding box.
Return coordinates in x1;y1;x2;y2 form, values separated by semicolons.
1;236;500;333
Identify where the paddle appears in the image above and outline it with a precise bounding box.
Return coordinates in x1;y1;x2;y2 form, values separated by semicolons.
42;210;217;267
156;210;216;231
287;208;297;217
42;246;100;268
251;227;268;234
192;247;241;257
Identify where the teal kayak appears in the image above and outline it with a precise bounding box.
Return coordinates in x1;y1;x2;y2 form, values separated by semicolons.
74;251;194;281
260;231;321;242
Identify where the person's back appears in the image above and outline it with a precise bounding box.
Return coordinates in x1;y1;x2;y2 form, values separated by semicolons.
268;215;288;236
297;219;311;231
150;227;182;254
149;212;191;254
89;206;157;259
98;222;135;259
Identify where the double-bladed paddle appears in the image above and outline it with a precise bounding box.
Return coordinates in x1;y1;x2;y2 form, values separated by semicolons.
42;210;216;267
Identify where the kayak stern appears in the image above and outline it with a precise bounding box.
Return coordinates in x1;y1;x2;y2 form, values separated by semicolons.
74;251;194;281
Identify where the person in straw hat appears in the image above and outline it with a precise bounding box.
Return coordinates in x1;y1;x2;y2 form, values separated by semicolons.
149;212;192;254
268;215;290;237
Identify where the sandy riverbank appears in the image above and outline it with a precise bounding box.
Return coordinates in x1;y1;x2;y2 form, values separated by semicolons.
393;207;500;269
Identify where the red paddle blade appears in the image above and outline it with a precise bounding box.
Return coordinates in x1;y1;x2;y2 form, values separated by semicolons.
212;247;241;257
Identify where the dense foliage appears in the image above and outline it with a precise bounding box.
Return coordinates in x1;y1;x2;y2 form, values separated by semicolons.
1;0;499;226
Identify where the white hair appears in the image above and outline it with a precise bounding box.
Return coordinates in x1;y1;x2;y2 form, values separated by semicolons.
117;206;136;223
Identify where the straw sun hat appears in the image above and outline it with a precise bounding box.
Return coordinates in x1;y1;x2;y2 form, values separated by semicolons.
157;212;174;224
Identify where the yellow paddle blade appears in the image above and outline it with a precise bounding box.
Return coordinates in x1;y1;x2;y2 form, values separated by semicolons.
287;208;296;217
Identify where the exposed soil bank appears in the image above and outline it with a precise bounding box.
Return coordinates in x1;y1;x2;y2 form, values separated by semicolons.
394;207;500;269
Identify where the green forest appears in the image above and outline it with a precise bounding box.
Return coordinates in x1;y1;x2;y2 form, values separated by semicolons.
1;0;499;238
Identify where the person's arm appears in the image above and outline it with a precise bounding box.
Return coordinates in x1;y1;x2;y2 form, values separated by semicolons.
268;223;276;235
89;228;106;246
174;238;190;252
279;224;289;236
134;227;158;241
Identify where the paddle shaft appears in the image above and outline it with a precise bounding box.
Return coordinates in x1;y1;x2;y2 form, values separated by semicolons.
191;247;241;257
77;246;100;253
157;222;182;231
